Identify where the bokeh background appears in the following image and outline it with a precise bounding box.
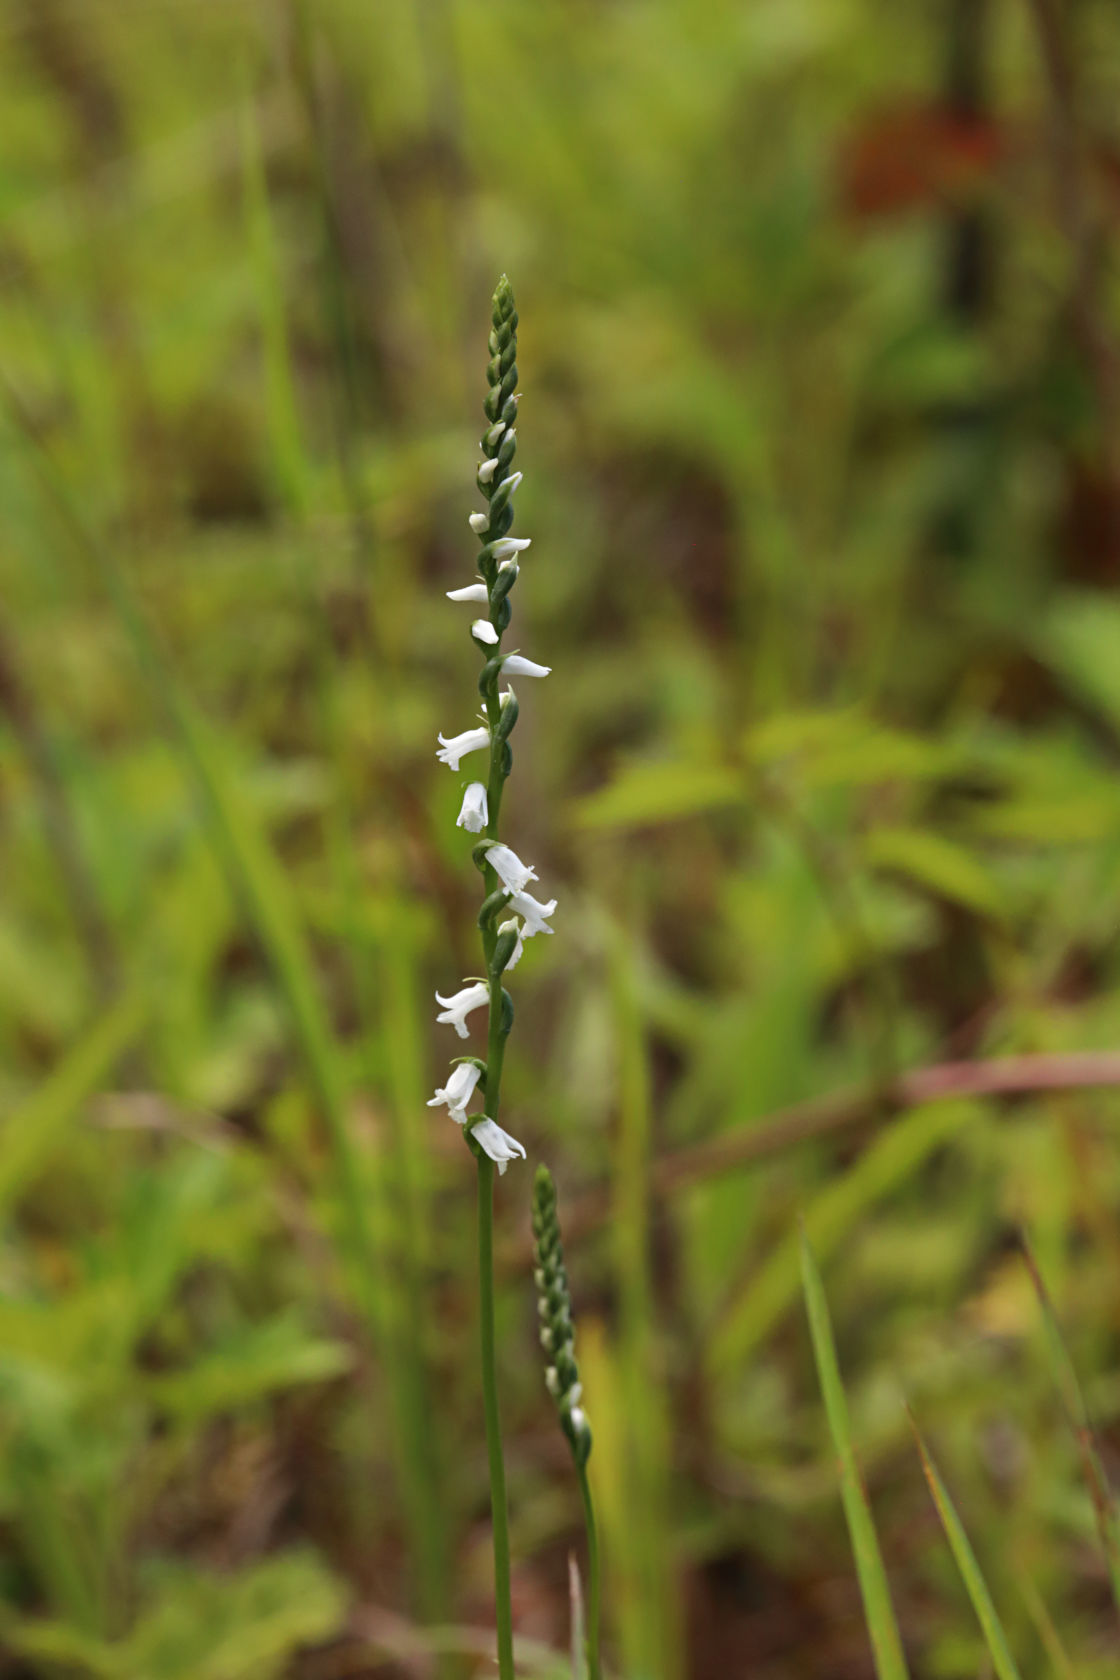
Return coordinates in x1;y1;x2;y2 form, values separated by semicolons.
3;0;1120;1674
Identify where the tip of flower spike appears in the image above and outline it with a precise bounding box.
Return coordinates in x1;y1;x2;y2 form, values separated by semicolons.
493;274;515;317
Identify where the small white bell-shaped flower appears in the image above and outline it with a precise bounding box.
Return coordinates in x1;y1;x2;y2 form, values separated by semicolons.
434;981;490;1038
509;888;556;936
501;655;550;678
470;1117;526;1175
472;619;499;645
497;916;524;970
446;583;489;603
437;726;490;771
427;1061;482;1124
456;782;489;833
492;537;531;562
485;842;538;894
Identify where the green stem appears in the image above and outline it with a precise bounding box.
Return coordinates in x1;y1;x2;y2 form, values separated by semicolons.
577;1460;602;1680
477;1152;516;1680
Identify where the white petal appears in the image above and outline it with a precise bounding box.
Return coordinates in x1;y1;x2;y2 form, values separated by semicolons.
427;1061;481;1113
469;511;489;533
456;782;489;833
446;583;490;603
497;916;525;970
510;888;556;936
492;537;532;560
497;470;523;496
485;843;538;894
477;457;498;483
471;619;499;645
436;727;490;771
501;655;550;678
434;981;489;1036
470;1117;526;1174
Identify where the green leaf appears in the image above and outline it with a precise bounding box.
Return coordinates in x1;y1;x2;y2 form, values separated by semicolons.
0;987;148;1216
1021;1241;1120;1621
143;1316;354;1422
911;1422;1025;1680
1043;594;1120;733
746;709;952;786
711;1100;979;1372
863;827;1005;920
571;761;744;830
800;1232;909;1680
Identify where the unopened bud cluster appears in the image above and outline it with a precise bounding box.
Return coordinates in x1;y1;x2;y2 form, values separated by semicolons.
532;1165;591;1467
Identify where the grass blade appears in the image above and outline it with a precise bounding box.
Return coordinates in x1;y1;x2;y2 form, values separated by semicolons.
910;1417;1024;1680
0;988;148;1217
1021;1236;1120;1623
799;1230;909;1680
715;1097;978;1372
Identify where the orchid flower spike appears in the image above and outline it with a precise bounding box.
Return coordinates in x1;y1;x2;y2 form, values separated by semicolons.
470;1118;526;1175
532;1166;592;1466
432;274;558;1199
435;981;489;1038
437;726;490;771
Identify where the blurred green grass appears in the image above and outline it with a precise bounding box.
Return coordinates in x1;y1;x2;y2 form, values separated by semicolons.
3;0;1120;1675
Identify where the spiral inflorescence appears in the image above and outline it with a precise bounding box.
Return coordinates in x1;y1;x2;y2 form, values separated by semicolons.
532;1164;592;1467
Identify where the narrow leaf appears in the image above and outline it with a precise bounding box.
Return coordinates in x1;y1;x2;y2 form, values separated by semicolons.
1021;1238;1120;1622
800;1231;909;1680
910;1418;1024;1680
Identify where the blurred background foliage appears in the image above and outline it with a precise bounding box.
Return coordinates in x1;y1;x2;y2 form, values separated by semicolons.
2;0;1120;1674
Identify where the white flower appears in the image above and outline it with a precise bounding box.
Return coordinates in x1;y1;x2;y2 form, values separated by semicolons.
496;561;519;582
477;457;498;484
446;583;489;603
497;916;524;970
510;888;556;936
427;1061;481;1123
436;726;490;770
470;1117;526;1175
472;619;499;645
492;537;532;561
469;511;490;534
485;842;538;894
456;782;489;833
434;981;490;1038
501;654;550;678
483;421;505;450
496;470;523;497
569;1406;588;1435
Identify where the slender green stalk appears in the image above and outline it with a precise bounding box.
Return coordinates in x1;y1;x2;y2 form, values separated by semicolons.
476;1152;515;1680
576;1461;602;1680
431;275;554;1675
